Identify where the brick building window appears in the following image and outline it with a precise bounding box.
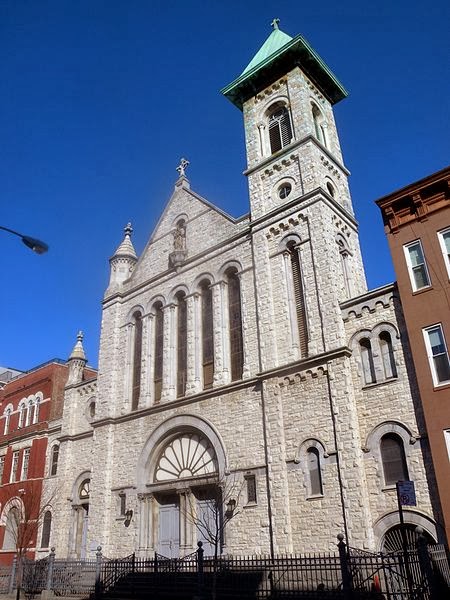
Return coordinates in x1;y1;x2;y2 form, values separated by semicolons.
423;324;450;385
404;240;431;291
0;456;5;484
438;228;450;278
131;311;143;411
153;302;164;402
380;433;408;486
3;408;11;435
10;451;19;483
200;280;214;389
18;403;26;428
21;448;30;480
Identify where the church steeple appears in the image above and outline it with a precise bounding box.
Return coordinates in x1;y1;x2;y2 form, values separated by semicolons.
108;223;138;287
67;331;87;386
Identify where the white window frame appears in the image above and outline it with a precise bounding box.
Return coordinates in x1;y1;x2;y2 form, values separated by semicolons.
0;455;5;483
21;448;30;480
438;227;450;279
404;240;431;291
423;324;450;386
444;430;450;461
10;451;19;483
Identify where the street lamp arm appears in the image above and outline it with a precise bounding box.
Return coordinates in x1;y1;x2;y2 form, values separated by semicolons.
0;225;49;254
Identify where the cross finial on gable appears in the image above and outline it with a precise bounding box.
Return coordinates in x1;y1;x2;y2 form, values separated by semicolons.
271;18;280;30
124;222;133;237
176;158;190;178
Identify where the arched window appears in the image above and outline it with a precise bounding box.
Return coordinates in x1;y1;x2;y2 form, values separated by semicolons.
176;292;188;398
226;269;244;381
131;311;143;410
326;182;335;197
153;302;164;402
200;280;214;389
18;404;25;428
380;434;408;486
379;332;397;379
25;400;33;426
40;511;52;548
3;409;11;435
33;397;40;424
268;104;293;154
50;445;59;476
288;242;308;357
360;338;376;384
3;507;19;550
307;447;323;496
312;103;327;147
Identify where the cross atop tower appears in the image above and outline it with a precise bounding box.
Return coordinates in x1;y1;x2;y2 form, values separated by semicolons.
270;18;280;30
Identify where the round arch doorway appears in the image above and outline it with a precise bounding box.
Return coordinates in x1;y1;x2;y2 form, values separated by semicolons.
142;431;221;558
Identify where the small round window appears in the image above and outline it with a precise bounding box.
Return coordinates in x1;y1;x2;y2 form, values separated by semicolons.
278;183;292;199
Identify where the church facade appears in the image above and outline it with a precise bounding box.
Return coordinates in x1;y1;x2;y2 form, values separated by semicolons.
49;23;442;559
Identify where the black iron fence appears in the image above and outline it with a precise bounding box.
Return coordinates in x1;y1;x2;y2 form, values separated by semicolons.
3;532;449;599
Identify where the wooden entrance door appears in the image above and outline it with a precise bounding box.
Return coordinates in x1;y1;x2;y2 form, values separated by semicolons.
158;501;180;557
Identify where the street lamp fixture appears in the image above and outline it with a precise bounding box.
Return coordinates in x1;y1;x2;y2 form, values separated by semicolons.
0;225;48;254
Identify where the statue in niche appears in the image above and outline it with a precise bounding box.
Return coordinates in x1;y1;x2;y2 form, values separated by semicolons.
173;220;186;251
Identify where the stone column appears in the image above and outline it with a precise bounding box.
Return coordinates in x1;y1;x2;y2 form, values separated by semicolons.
162;304;176;401
186;294;201;394
178;488;194;554
137;494;155;555
212;280;230;385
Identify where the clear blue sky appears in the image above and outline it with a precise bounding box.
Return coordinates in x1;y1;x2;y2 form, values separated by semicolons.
1;0;449;371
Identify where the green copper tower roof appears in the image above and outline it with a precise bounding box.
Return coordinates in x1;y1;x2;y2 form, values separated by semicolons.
221;20;348;110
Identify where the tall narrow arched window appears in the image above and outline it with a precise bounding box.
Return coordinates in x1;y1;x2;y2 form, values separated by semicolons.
131;311;143;410
380;433;408;486
25;401;33;426
379;332;397;379
33;397;40;424
40;511;52;548
153;302;164;403
288;242;308;357
18;404;25;428
200;280;214;389
337;236;351;299
360;338;376;384
50;444;59;476
312;103;327;147
268;104;293;154
227;269;244;381
3;409;11;435
3;508;19;550
176;292;188;398
307;447;323;496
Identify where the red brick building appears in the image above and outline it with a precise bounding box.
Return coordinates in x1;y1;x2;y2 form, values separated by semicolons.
0;345;96;565
377;165;450;545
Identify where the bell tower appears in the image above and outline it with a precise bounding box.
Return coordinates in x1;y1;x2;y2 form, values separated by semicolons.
222;19;355;221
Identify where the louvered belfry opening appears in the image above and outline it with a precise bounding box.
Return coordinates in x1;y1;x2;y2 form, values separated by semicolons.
176;291;188;398
131;311;143;410
227;268;244;381
201;280;214;389
288;242;308;357
153;302;164;402
268;105;293;154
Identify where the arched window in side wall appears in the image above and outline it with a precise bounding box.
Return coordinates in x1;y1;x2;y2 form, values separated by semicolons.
200;280;214;389
3;409;11;435
227;269;244;381
131;311;143;410
40;511;52;548
307;447;323;496
33;397;40;424
268;104;293;154
25;400;33;426
337;236;351;298
379;331;397;379
360;338;376;384
18;404;25;428
380;433;408;486
312;103;327;148
50;445;59;476
288;242;308;357
176;292;188;398
153;302;164;402
3;507;19;550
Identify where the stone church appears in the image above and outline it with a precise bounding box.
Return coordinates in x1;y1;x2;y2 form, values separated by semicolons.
49;22;442;559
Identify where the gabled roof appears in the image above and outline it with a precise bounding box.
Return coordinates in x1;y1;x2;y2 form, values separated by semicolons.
221;23;347;110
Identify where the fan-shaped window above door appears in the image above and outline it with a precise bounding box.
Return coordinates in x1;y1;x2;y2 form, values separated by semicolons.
155;433;218;482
